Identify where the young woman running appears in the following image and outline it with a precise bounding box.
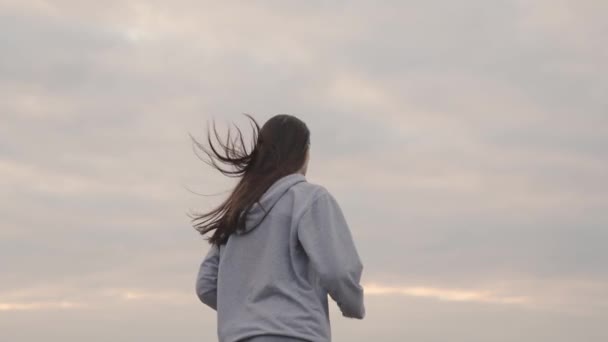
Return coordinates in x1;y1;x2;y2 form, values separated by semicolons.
192;113;365;342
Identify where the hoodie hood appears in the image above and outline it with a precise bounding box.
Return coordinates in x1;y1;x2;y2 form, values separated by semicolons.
236;172;307;234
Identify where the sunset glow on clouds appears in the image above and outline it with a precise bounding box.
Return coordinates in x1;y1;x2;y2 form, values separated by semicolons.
5;278;594;313
1;0;607;341
0;283;531;312
363;284;529;305
0;301;82;312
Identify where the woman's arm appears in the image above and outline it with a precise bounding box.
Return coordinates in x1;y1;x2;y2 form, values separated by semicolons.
195;244;220;310
296;189;366;319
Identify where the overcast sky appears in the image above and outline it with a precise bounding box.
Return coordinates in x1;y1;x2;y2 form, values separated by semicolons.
1;1;607;341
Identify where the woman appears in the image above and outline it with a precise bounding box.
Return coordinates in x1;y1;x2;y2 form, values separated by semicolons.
191;113;365;342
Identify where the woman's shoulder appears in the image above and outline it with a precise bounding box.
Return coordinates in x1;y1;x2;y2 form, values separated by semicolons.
295;179;330;199
293;180;342;212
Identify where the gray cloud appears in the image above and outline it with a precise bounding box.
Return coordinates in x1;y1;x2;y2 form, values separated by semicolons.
1;1;607;341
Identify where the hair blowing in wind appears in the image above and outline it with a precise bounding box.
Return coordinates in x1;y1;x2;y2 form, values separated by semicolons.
188;113;311;246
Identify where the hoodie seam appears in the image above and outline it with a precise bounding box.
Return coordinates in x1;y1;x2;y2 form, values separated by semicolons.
294;188;329;231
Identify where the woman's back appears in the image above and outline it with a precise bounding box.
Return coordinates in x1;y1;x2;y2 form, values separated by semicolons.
192;114;365;342
196;173;365;342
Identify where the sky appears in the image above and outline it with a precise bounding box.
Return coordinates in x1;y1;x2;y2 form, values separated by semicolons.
0;1;607;341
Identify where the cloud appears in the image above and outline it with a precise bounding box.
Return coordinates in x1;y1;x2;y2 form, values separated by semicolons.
0;301;83;312
1;1;607;341
364;283;529;305
0;282;528;313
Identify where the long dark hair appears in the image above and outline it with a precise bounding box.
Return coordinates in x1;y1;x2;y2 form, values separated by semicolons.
188;113;310;246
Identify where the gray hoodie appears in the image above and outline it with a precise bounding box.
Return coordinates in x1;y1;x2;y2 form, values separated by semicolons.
195;172;365;342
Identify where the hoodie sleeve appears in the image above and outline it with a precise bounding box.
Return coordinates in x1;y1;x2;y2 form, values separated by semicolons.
195;244;219;310
296;190;366;319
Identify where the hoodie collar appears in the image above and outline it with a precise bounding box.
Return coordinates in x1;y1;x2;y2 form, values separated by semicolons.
236;172;307;234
